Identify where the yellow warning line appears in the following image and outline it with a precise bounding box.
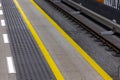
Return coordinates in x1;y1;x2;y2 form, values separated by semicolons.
31;0;113;80
13;0;64;80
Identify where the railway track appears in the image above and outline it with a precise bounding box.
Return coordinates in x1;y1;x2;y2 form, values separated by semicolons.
35;0;120;56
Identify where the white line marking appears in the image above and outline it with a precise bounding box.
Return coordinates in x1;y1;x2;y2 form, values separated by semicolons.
6;57;16;73
0;3;1;7
3;34;9;43
0;10;3;15
1;20;6;26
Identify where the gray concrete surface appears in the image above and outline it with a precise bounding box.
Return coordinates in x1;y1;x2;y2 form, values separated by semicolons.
0;0;16;80
16;0;104;80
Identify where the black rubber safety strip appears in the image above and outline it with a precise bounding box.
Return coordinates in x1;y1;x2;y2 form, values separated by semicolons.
1;0;56;80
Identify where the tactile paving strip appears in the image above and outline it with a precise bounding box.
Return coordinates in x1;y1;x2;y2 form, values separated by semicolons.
2;0;56;80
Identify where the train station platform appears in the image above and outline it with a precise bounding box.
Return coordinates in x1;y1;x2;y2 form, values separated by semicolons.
0;0;112;80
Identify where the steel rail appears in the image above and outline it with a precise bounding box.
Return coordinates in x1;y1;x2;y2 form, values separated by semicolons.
62;0;120;34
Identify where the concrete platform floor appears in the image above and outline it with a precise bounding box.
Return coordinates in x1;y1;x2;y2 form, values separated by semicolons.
16;0;104;80
0;0;16;80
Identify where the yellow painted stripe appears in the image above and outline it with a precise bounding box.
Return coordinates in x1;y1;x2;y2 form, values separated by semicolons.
13;0;64;80
31;0;113;80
